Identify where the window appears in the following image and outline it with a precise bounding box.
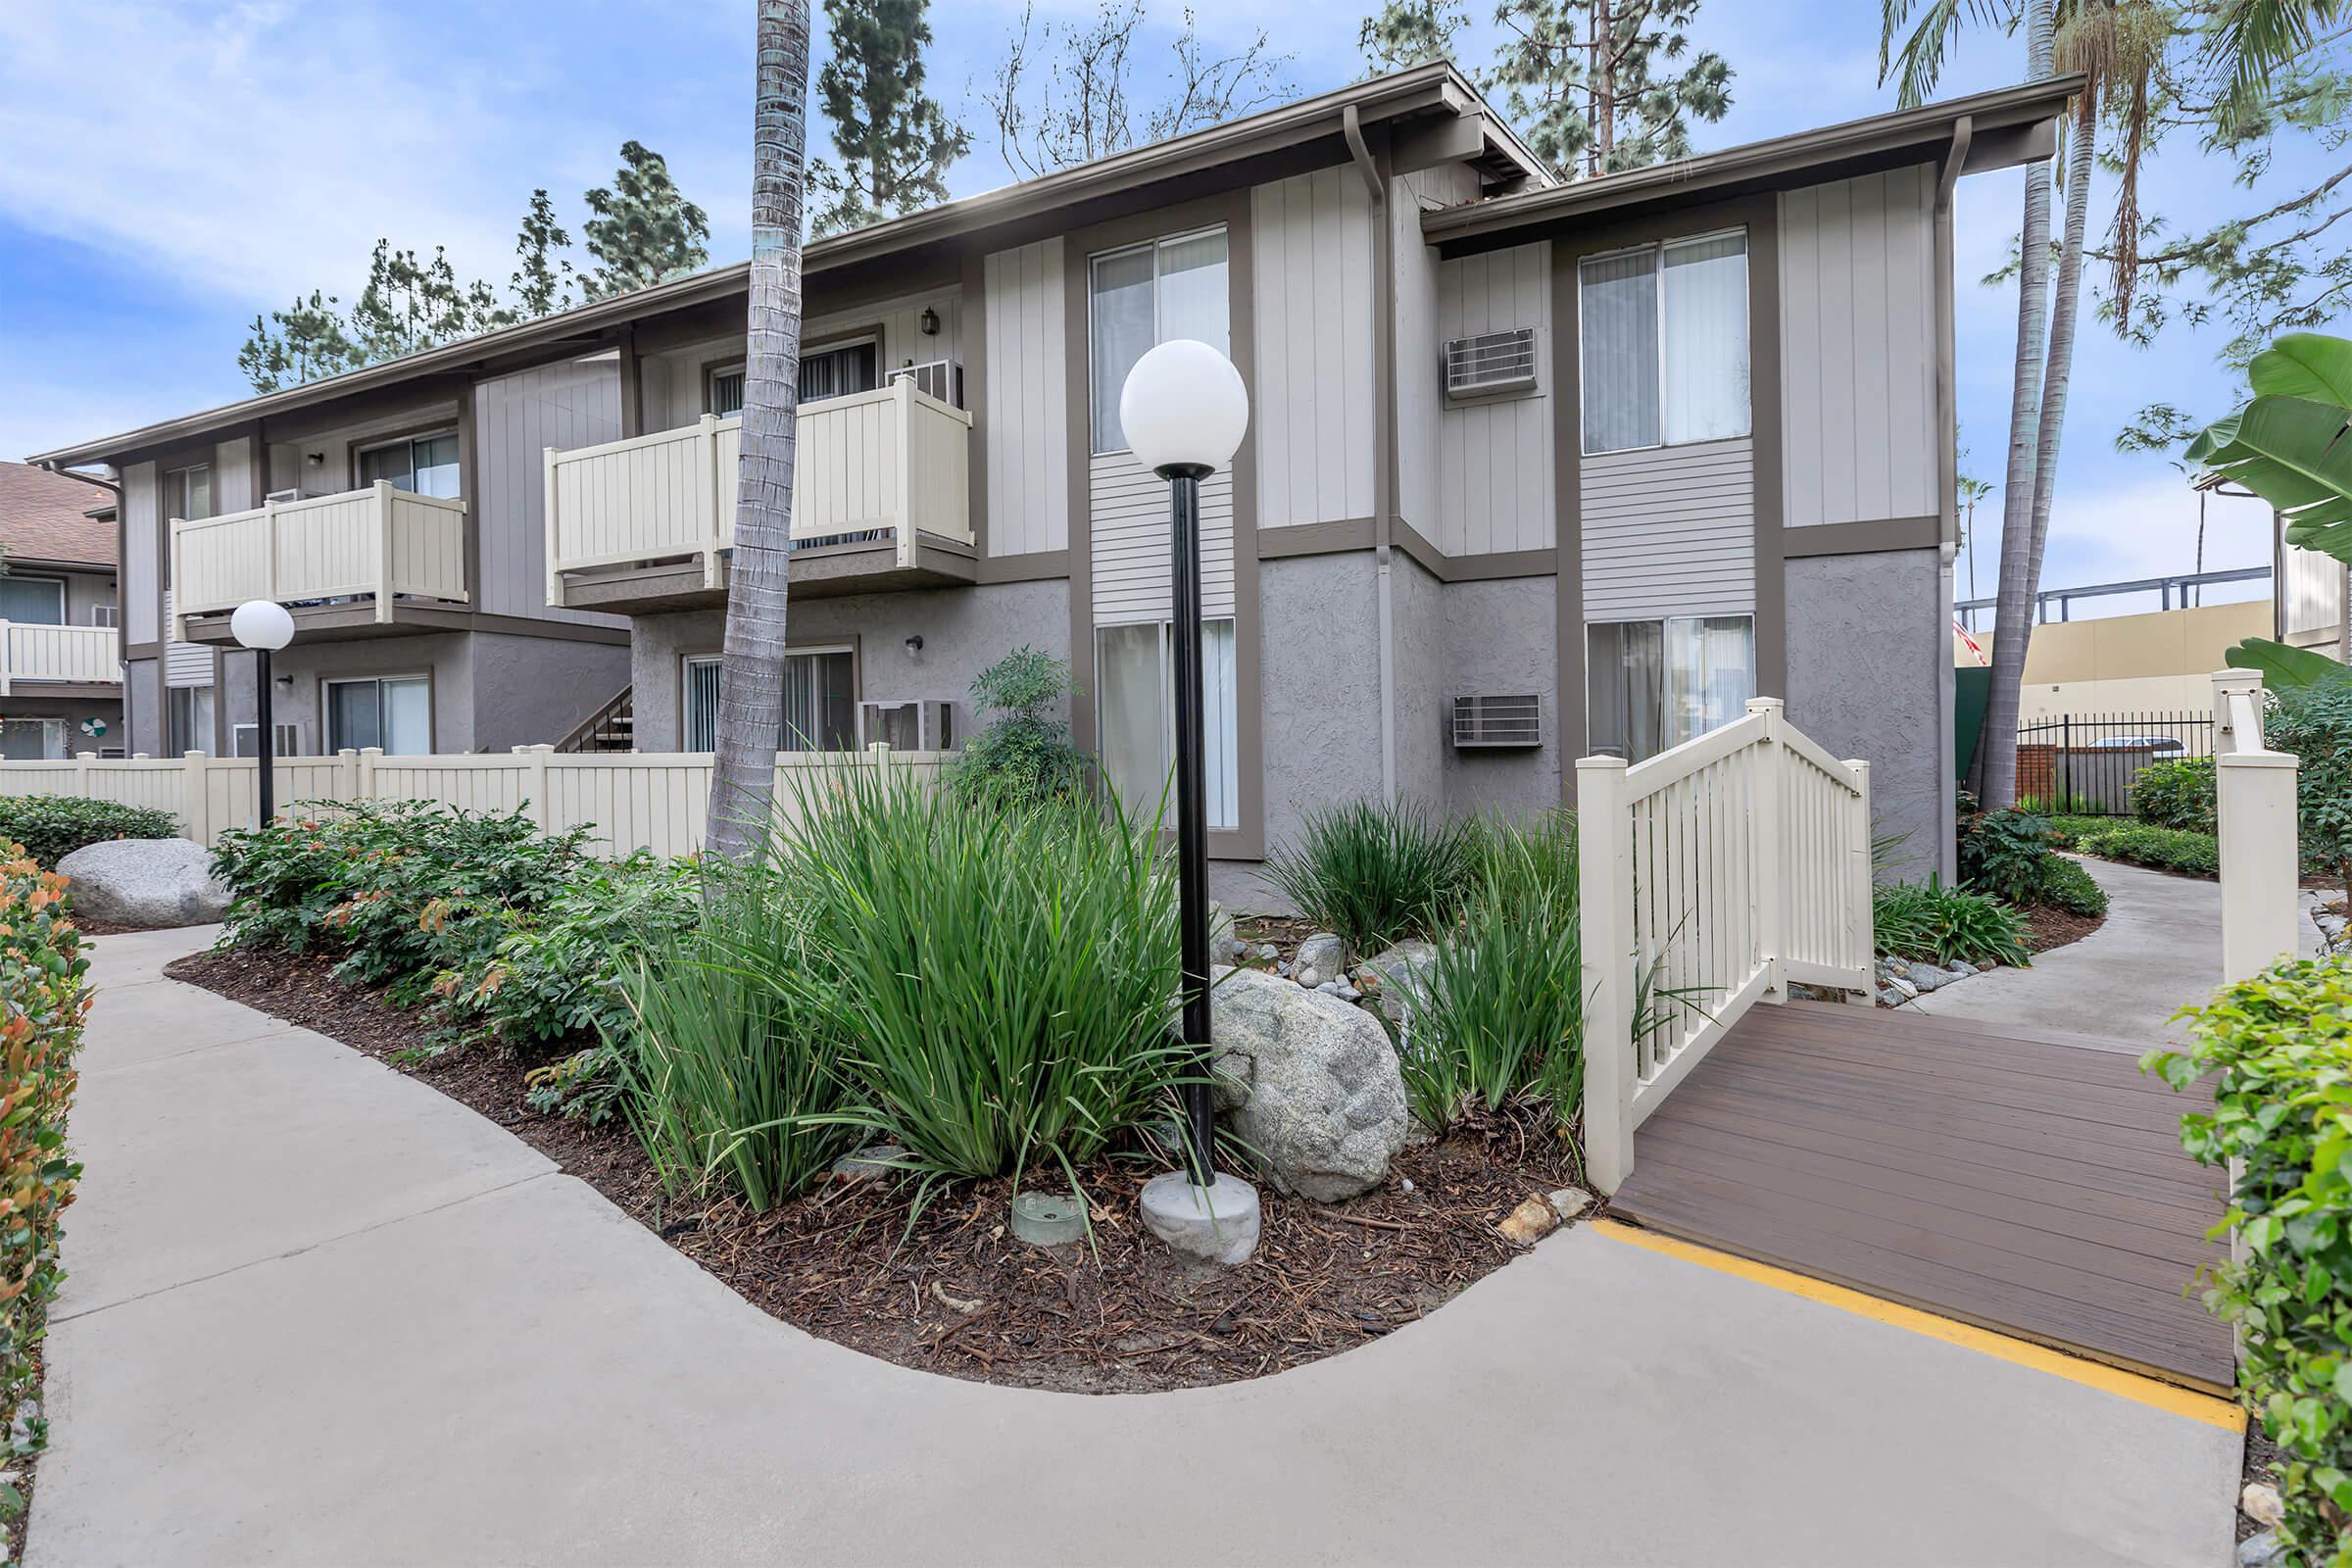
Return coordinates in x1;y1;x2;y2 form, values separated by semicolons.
1089;228;1230;455
357;432;461;499
325;676;430;754
708;340;879;416
0;577;66;626
682;651;856;753
164;464;213;522
168;685;216;755
1579;232;1750;454
708;365;746;416
1586;615;1754;764
1094;619;1239;830
0;720;66;762
233;722;304;758
89;604;119;628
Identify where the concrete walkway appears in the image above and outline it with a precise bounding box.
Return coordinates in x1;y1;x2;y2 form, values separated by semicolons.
36;926;2242;1567
1914;854;2311;1048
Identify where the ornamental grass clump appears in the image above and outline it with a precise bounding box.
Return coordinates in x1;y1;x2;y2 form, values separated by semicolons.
1259;799;1477;956
1871;878;2033;968
2149;953;2352;1566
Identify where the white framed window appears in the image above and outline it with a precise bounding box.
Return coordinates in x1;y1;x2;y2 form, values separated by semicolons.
682;650;857;754
1094;618;1239;830
0;577;66;626
1586;615;1755;764
88;604;119;628
1579;230;1750;455
0;719;67;761
1089;227;1230;455
325;675;431;755
164;463;213;522
708;363;746;416
357;432;461;499
168;684;216;755
233;722;304;758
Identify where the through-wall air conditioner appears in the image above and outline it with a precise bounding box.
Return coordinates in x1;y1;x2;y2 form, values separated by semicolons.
858;699;955;753
1451;694;1541;749
1443;327;1540;401
890;360;965;409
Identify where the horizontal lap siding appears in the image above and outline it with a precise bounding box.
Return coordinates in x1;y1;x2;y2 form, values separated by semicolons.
1250;169;1375;529
1779;167;1937;529
1582;438;1755;620
1437;241;1553;557
983;240;1069;557
1090;455;1235;623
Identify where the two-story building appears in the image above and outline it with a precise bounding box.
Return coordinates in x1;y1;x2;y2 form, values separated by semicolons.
30;64;2075;891
0;464;123;758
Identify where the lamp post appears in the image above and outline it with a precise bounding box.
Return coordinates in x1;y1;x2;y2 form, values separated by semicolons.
1119;340;1259;1263
230;600;295;826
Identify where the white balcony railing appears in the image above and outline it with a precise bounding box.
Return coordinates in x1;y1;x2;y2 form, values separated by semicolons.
544;377;973;600
170;481;469;639
0;623;121;694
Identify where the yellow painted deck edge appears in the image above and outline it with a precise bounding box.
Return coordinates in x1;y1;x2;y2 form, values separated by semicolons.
1590;1218;2246;1433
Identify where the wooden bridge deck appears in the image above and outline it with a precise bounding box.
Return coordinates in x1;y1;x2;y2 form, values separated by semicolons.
1609;1000;2233;1393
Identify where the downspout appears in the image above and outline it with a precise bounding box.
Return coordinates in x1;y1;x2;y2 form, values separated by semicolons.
38;461;129;748
1345;105;1399;804
1934;116;1971;879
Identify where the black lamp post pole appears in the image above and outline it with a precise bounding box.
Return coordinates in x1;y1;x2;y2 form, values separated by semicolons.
254;649;274;827
1164;462;1215;1185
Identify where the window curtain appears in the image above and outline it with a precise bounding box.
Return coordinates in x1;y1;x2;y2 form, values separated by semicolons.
1660;235;1750;444
797;342;878;405
781;651;856;752
1662;615;1754;750
412;434;462;499
1587;620;1664;761
684;658;720;752
1096;622;1166;818
1156;230;1230;357
0;578;64;625
382;677;431;755
1090;249;1157;454
1200;617;1238;831
1580;251;1660;454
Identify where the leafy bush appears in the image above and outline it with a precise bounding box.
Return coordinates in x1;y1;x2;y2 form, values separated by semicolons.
1872;878;2032;968
0;848;88;1528
2040;813;2106;849
2071;820;2222;878
1955;801;2060;905
0;796;177;869
2132;756;2218;834
2035;854;2110;917
946;647;1091;807
2272;680;2352;893
1401;813;1583;1132
2148;953;2352;1566
1260;800;1476;957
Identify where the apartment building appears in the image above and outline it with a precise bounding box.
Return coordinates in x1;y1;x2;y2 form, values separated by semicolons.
0;463;123;757
30;64;2076;890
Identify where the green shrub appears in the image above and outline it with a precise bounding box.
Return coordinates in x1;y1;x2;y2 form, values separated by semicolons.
2272;680;2352;893
945;647;1091;807
2131;756;2218;834
2036;855;2110;917
1872;878;2033;968
0;796;177;869
2148;953;2352;1566
1260;800;1476;956
1401;813;1583;1131
2041;813;2106;849
0;847;88;1528
2071;820;2222;878
1955;802;2060;905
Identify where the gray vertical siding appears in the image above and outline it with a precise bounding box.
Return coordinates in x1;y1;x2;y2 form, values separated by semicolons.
1437;240;1554;556
121;462;158;645
1779;166;1938;528
1090;454;1235;622
215;435;260;513
1580;438;1756;620
473;354;628;623
1250;168;1377;528
982;239;1069;557
1394;164;1481;540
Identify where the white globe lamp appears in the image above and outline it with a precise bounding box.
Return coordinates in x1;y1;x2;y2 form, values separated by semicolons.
229;599;295;653
1119;339;1249;478
230;599;296;827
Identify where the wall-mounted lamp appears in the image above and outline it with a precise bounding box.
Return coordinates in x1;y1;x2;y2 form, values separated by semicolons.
904;634;924;659
918;307;940;337
305;452;325;468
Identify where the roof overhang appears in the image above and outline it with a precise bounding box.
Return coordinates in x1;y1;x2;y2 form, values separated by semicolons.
31;62;1543;471
1422;76;2082;257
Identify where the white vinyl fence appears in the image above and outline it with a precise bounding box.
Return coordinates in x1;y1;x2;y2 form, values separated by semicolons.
0;744;946;858
1577;697;1875;1193
2213;669;2302;984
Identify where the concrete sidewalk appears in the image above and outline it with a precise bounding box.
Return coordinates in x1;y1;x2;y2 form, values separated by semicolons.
36;926;2241;1567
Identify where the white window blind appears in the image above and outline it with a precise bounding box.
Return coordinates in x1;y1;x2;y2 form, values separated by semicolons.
1579;231;1749;454
1094;618;1238;830
1587;615;1753;763
1089;228;1230;455
683;652;856;753
1579;251;1658;456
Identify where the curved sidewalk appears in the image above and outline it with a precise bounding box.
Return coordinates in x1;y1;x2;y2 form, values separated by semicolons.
1912;855;2312;1048
35;925;2239;1567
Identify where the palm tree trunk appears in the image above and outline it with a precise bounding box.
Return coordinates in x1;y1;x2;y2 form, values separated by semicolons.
1970;0;2057;810
2021;86;2098;676
707;0;813;865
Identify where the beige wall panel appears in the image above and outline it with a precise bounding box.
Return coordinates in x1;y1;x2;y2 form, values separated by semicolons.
983;239;1069;556
1250;168;1376;527
1436;240;1553;556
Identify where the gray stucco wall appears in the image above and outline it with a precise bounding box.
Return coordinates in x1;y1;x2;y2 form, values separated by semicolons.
222;634;471;756
468;632;630;754
1785;549;1951;881
1390;552;1445;808
1441;574;1561;820
629;578;1072;753
5;694;124;754
1258;554;1384;866
123;658;161;756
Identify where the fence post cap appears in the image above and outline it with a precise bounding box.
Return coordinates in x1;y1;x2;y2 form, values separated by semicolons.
1744;696;1786;713
182;750;207;760
74;752;93;760
337;749;357;759
360;747;384;758
1574;753;1630;774
2212;668;2264;693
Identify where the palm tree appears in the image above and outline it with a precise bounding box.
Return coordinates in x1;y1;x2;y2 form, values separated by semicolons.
707;0;814;865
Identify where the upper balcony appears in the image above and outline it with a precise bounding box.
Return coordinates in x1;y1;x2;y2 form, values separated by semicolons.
0;623;120;694
545;373;976;614
170;481;469;643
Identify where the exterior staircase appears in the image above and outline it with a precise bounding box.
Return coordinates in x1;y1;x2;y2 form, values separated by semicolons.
556;686;634;754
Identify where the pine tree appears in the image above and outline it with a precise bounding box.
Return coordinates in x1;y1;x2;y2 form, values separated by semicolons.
581;141;712;299
512;190;577;317
1488;0;1732;177
1358;0;1468;75
808;0;969;237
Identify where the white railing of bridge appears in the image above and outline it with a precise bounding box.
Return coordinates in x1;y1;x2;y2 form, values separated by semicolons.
2213;670;2302;984
1577;697;1875;1193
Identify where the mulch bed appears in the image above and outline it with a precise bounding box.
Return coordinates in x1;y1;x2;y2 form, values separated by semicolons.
163;945;1586;1396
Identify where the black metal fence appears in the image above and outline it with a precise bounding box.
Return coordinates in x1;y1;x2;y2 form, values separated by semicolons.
2012;711;2215;816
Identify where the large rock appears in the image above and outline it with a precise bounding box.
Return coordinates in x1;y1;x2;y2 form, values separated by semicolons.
56;837;227;928
1293;931;1347;989
1356;938;1439;1027
1210;965;1409;1200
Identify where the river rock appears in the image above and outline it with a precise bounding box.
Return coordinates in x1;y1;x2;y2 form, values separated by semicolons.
1210;965;1409;1201
56;837;226;928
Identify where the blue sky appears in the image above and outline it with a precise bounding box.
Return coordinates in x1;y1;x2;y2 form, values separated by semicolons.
2;0;2329;616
